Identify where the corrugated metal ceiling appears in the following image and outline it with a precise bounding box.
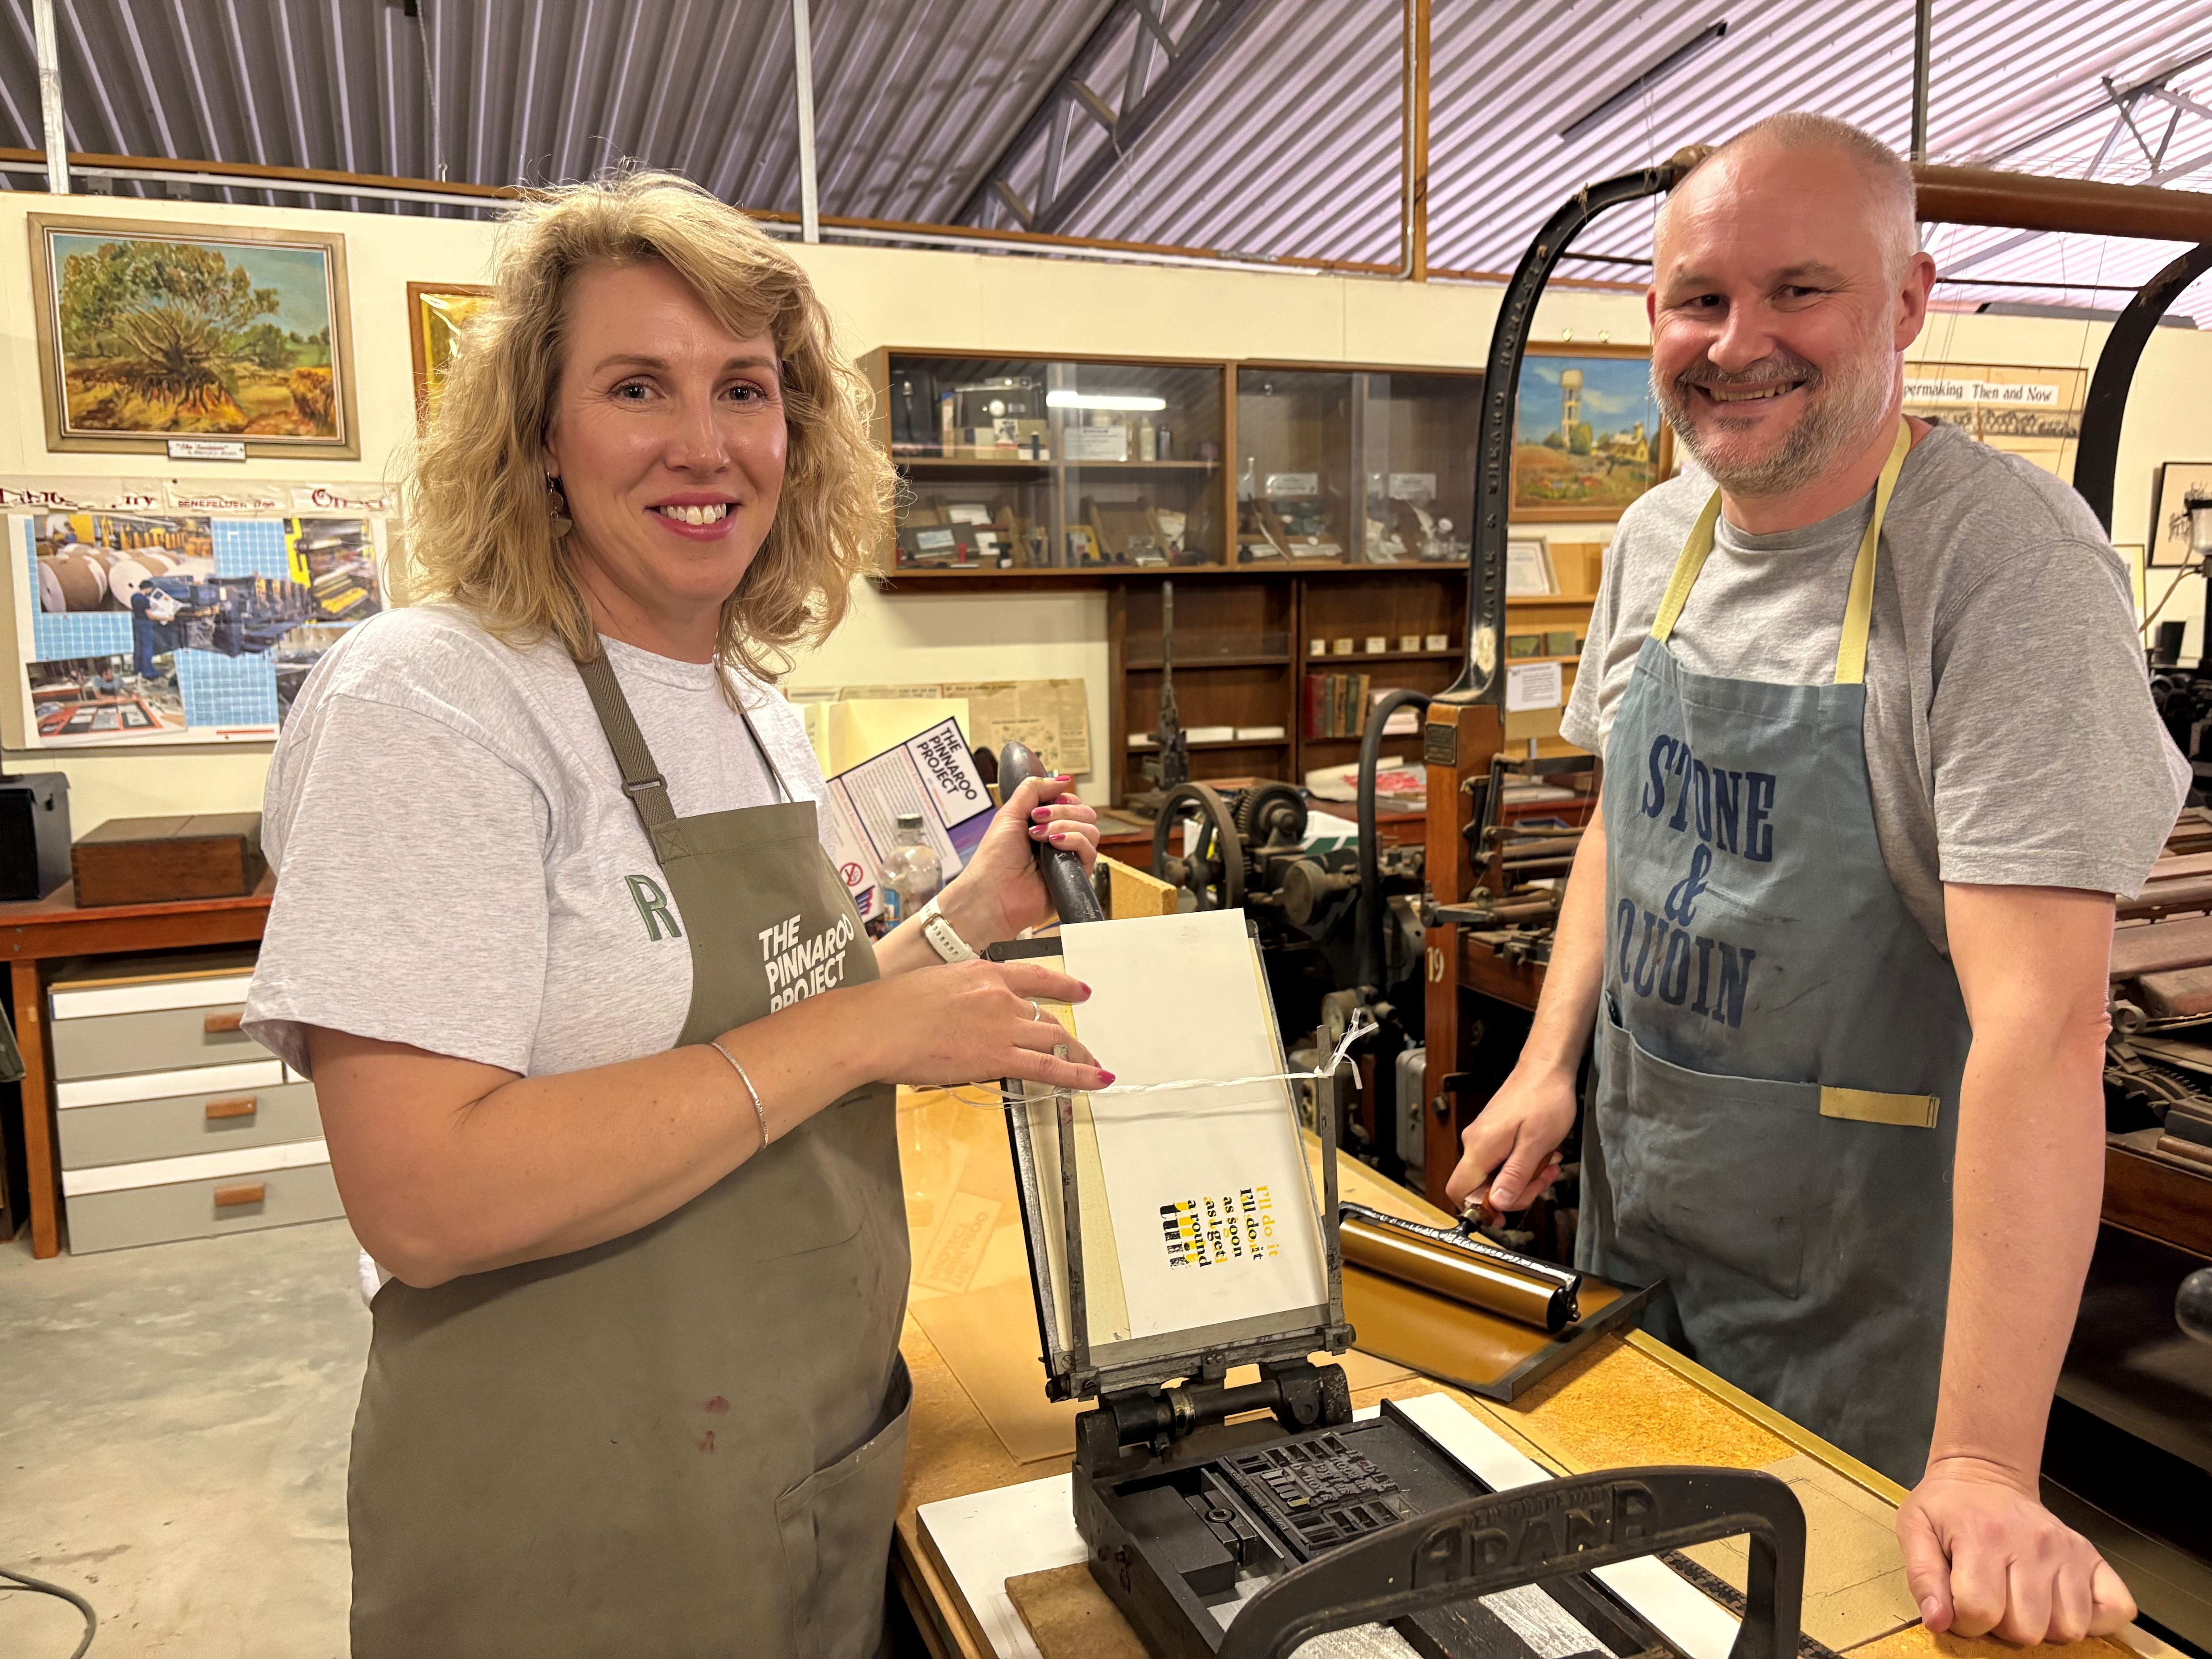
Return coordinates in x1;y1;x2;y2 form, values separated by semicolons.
2;0;2211;314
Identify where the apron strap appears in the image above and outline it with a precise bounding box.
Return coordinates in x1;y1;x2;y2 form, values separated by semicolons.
1648;491;1726;647
574;650;679;833
1647;418;1913;688
1833;419;1912;687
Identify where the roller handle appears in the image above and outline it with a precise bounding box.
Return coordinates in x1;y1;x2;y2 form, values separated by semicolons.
999;740;1103;925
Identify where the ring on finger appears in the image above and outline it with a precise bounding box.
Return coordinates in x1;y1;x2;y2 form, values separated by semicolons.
1030;999;1047;1022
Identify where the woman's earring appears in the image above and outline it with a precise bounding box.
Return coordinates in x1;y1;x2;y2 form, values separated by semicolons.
545;476;572;543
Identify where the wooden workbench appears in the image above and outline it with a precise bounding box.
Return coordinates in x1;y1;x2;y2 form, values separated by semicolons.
886;1085;2165;1659
0;873;275;1258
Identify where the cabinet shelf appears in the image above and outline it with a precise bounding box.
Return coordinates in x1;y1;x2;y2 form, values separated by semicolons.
1302;649;1460;664
1129;737;1292;752
1126;653;1290;669
896;457;1219;471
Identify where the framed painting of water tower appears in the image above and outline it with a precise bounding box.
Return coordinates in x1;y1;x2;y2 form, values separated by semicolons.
1509;342;1670;523
28;215;361;460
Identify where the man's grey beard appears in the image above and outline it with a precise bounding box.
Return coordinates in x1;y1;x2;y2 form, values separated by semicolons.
1655;342;1893;497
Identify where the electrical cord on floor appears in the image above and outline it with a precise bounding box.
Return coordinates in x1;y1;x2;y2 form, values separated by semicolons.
0;1564;96;1658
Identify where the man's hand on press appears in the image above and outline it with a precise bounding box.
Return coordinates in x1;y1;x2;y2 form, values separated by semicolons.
1442;1061;1576;1213
1897;1455;2135;1645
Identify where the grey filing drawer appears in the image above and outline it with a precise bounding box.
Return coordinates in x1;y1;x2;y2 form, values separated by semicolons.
50;1001;274;1081
58;1077;321;1170
65;1158;342;1254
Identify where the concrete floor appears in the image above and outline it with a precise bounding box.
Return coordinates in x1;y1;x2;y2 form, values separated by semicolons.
0;1217;368;1658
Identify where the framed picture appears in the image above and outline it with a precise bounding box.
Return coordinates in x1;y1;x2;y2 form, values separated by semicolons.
2149;462;2212;568
1511;344;1671;522
1901;361;2087;480
407;281;494;425
28;215;358;459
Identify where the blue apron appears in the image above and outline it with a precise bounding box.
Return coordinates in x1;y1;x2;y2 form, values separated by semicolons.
1579;422;1970;1484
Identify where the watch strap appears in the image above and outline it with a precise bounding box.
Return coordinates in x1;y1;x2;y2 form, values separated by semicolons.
920;895;976;963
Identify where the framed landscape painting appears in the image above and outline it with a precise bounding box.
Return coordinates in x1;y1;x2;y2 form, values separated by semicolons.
1511;343;1671;522
28;215;358;459
407;281;494;425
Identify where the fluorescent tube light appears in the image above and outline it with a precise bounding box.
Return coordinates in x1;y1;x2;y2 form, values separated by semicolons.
1046;390;1167;411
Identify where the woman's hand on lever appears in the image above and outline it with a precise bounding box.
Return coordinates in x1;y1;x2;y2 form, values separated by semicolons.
938;772;1101;944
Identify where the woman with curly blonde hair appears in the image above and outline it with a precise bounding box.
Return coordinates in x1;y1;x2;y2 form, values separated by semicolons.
243;171;1109;1658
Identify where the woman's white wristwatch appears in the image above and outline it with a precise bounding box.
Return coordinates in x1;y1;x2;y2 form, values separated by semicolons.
919;894;977;963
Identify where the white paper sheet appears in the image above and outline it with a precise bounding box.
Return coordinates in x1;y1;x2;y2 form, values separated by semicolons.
1057;911;1328;1342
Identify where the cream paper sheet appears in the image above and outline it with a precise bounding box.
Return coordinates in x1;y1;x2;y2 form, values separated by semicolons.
1056;910;1328;1343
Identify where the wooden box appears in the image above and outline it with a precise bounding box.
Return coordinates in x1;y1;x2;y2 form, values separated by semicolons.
72;814;265;908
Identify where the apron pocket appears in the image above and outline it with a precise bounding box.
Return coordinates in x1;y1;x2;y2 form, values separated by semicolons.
1597;1004;1821;1300
776;1355;913;1659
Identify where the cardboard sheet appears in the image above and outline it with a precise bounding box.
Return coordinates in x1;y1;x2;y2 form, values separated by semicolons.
1680;1452;1919;1651
1056;911;1329;1342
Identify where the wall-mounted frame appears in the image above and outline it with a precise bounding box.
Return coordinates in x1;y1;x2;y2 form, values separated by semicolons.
1901;360;2087;480
28;215;359;460
2149;461;2212;568
1509;342;1670;523
407;280;494;426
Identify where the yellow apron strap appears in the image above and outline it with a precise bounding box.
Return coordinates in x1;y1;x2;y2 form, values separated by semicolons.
1649;419;1913;683
1649;489;1726;645
1833;419;1913;686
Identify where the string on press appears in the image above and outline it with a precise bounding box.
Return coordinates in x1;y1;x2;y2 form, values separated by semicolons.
944;1013;1379;1113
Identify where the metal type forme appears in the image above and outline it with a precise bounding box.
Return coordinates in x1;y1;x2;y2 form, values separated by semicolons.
1217;1465;1805;1659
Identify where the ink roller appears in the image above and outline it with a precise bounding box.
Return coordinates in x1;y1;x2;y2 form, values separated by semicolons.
1337;1201;1582;1333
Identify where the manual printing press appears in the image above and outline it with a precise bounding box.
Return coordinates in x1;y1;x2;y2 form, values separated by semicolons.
994;743;1791;1659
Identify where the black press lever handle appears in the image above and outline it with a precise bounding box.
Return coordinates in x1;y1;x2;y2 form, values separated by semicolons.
998;740;1103;925
1220;1465;1805;1659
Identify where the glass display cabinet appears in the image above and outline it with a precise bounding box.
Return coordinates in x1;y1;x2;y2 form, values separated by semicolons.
868;349;1226;573
1236;366;1479;567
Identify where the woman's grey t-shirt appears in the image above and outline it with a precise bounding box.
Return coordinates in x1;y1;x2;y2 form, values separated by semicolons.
1562;422;2187;954
242;603;834;1077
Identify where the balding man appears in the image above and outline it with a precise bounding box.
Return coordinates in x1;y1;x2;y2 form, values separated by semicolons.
1448;113;2182;1644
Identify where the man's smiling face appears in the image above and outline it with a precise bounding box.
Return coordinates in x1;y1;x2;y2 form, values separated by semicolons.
1648;142;1925;498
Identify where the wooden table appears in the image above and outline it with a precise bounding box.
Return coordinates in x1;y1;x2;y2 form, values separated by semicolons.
1;874;274;1258
885;1086;2169;1659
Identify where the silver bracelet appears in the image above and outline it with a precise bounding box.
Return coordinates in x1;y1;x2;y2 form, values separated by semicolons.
707;1039;770;1148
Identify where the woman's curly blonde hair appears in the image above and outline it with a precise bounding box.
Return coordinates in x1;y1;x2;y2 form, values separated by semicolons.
404;168;892;683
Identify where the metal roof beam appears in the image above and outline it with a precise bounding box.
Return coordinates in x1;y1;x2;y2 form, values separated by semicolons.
952;0;1262;234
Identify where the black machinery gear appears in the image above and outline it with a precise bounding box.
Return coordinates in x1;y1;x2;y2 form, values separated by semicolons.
1151;782;1244;910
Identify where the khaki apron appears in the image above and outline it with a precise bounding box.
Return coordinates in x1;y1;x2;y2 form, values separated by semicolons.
1580;422;1972;1484
348;650;910;1658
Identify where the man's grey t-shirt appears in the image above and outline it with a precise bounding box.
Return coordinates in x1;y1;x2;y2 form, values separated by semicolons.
1561;422;2186;953
243;603;834;1078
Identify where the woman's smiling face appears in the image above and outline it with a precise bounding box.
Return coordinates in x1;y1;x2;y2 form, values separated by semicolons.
542;258;787;657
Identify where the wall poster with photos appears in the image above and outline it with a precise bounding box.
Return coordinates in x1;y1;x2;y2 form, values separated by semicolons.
28;215;359;459
1510;344;1671;522
3;478;390;748
1901;362;2087;480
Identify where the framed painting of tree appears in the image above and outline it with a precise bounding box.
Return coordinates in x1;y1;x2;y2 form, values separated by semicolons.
28;215;359;459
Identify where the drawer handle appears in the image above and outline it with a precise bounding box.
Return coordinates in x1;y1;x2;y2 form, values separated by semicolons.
213;1182;265;1208
204;1011;245;1034
205;1096;258;1121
